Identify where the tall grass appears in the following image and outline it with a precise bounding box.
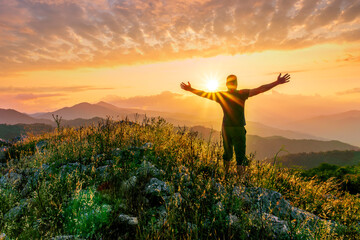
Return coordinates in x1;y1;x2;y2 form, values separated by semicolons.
0;117;359;239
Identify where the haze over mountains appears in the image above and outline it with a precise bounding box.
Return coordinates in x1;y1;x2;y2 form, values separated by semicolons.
1;101;359;150
189;125;359;160
285;110;360;147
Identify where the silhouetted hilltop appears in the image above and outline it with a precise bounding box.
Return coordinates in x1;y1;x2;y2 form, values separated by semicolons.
0;109;53;125
35;102;135;120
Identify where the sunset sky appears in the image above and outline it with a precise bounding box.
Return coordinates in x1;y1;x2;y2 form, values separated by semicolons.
0;0;359;126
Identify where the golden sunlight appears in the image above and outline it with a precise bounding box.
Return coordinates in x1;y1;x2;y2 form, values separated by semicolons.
206;77;219;92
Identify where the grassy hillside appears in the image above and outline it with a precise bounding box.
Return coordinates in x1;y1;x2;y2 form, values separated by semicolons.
1;118;359;239
300;163;360;194
271;151;360;169
0;123;54;140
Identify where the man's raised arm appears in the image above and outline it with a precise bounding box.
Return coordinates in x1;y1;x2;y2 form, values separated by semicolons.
180;82;218;101
248;73;290;97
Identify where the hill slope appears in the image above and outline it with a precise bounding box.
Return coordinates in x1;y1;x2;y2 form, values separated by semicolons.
0;124;54;140
269;150;360;169
1;119;359;239
0;109;53;125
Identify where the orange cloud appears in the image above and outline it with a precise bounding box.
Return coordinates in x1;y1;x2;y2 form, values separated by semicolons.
0;85;114;93
0;0;359;74
14;93;65;100
337;88;360;95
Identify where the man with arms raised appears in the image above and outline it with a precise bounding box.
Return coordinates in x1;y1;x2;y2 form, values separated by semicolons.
180;73;290;180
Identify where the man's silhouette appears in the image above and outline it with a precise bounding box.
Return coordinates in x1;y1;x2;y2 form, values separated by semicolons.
180;73;290;179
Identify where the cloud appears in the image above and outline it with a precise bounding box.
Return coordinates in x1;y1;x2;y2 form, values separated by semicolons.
15;93;65;100
0;0;360;74
337;87;360;95
337;53;360;62
0;85;114;93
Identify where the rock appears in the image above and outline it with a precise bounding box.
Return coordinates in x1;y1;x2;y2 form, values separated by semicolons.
122;176;137;191
61;163;89;174
20;165;51;197
233;186;337;231
141;142;153;150
4;200;28;221
96;165;111;178
118;214;138;225
211;178;225;195
36;140;48;153
136;161;163;177
41;163;50;171
21;180;33;197
145;178;170;196
158;206;167;220
52;235;85;240
262;213;289;237
0;172;22;188
229;214;239;225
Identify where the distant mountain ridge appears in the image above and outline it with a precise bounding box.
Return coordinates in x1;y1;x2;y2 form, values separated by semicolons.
189;125;359;160
2;102;359;147
1;104;359;161
247;135;359;160
0;109;53;125
35;102;134;120
29;101;325;141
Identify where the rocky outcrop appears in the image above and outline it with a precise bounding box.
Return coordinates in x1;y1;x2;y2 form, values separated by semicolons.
0;172;23;188
145;178;170;196
232;186;338;235
118;214;139;225
3;199;29;222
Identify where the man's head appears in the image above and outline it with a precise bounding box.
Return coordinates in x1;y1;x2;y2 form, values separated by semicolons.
226;75;237;90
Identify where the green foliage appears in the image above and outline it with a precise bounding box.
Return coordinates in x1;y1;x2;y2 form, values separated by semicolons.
273;150;360;169
301;163;360;194
0;123;53;140
0;117;359;239
63;186;112;238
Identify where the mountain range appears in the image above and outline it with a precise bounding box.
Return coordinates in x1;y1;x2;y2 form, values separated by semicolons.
1;102;325;140
1;101;359;150
284;110;360;146
189;125;359;160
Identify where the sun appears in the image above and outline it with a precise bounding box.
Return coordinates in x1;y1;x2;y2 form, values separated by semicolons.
206;78;219;91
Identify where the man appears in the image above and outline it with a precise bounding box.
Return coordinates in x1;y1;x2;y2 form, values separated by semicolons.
180;73;290;179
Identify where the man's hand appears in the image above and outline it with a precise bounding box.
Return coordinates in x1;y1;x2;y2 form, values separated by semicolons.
180;82;192;91
276;73;291;84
